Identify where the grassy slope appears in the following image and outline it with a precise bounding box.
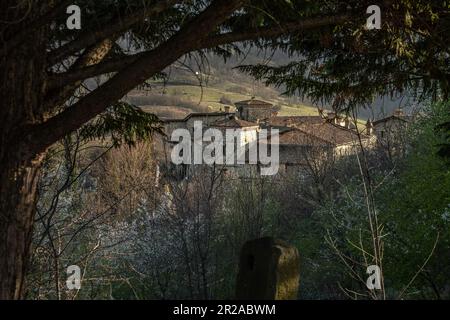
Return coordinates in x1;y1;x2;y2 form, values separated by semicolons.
145;81;319;116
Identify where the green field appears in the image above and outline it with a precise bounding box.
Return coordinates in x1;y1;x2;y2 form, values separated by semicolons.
144;82;319;116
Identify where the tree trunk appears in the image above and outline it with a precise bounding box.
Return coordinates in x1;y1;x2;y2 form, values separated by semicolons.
0;3;47;297
0;155;44;299
0;0;244;299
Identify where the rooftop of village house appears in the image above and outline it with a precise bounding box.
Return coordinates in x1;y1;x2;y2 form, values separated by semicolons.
268;116;324;127
152;98;406;147
276;128;333;146
159;111;235;122
373;109;412;125
295;122;370;146
211;115;259;128
263;121;371;146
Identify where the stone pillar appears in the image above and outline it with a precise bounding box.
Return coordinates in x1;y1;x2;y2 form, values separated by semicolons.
235;237;300;300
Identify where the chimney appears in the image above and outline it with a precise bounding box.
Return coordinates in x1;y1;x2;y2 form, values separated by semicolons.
366;119;374;135
224;105;230;113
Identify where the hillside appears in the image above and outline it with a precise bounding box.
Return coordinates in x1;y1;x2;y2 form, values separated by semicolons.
125;50;412;121
125;51;319;119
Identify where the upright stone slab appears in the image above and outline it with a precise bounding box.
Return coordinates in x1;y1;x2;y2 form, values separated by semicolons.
235;237;300;300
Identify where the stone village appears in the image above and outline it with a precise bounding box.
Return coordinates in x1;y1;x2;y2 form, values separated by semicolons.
146;98;410;180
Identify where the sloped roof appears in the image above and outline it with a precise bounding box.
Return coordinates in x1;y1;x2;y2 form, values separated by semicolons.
268;116;324;127
266;116;369;146
373;115;410;126
162;111;234;123
296;122;370;146
211;116;259;128
235;99;273;107
277;128;332;146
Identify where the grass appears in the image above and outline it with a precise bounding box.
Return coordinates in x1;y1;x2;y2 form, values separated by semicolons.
278;105;318;116
145;83;319;117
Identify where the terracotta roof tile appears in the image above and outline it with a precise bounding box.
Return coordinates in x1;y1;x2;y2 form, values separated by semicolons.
295;122;370;145
276;128;331;146
268;116;324;126
162;111;234;122
264;116;370;146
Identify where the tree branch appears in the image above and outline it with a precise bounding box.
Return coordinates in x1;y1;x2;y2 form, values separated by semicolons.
31;0;245;153
47;0;182;66
48;14;349;89
201;14;349;48
47;52;144;90
44;38;116;116
2;0;73;56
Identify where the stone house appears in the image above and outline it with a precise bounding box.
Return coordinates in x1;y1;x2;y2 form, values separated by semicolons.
162;111;235;138
155;99;378;179
263;115;375;176
372;109;410;140
235;98;278;122
371;109;412;157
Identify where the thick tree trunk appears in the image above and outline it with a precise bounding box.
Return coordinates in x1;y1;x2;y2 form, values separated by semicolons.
0;0;244;299
0;156;44;299
0;71;46;299
0;76;46;298
0;3;47;298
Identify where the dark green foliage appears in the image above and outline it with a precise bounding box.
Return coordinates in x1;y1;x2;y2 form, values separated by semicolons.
80;101;163;147
295;101;450;299
436;119;450;161
237;1;450;111
379;101;450;298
